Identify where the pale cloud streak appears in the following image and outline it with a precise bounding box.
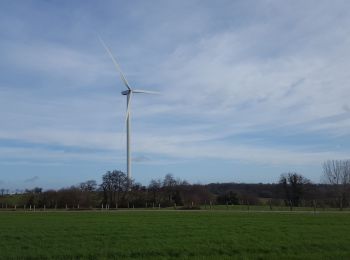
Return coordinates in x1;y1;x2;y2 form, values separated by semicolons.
24;176;39;183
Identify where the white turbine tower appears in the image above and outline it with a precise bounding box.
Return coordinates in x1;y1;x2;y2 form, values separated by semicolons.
100;38;158;184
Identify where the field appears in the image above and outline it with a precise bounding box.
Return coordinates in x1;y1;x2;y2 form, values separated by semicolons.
1;211;350;259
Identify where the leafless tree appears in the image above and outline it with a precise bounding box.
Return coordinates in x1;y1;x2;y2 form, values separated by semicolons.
80;180;97;192
323;160;350;209
180;184;213;207
78;180;98;208
279;172;310;207
100;170;129;206
163;174;177;203
148;179;162;204
163;174;177;187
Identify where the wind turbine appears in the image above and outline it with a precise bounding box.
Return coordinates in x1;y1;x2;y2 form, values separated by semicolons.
99;37;158;184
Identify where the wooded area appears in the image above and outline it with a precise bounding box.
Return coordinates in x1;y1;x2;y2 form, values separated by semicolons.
1;160;349;210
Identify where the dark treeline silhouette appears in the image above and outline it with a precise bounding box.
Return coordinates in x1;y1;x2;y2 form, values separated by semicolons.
1;160;350;210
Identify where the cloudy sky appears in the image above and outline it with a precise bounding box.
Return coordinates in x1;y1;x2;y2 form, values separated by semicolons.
0;0;350;190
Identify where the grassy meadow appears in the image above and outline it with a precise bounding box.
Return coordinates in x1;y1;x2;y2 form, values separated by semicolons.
0;211;350;259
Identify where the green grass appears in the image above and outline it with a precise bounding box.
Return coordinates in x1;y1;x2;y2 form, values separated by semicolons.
0;211;350;259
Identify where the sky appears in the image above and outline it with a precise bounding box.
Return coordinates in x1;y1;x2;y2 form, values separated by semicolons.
0;0;350;190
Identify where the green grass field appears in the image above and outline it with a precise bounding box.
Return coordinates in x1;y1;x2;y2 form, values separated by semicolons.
1;211;350;259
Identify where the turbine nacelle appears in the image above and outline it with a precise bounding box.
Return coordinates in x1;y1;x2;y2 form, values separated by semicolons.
121;90;131;95
122;89;160;95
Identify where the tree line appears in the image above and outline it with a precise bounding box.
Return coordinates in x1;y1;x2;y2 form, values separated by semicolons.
0;160;349;210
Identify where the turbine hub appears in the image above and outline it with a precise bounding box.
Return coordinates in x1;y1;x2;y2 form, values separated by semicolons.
121;90;131;95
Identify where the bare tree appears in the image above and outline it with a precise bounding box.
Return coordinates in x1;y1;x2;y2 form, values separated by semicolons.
163;174;177;187
48;186;80;208
148;179;162;204
279;172;310;207
323;160;350;209
100;170;129;206
163;174;177;203
181;184;212;207
80;180;97;192
79;180;98;208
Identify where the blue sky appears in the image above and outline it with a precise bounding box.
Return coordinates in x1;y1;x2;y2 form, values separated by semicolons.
1;0;350;190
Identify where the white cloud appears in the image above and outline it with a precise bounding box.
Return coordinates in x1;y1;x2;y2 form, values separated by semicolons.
0;0;350;173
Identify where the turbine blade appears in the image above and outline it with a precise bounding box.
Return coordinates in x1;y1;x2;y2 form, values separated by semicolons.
99;36;131;90
132;89;160;95
125;92;133;124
